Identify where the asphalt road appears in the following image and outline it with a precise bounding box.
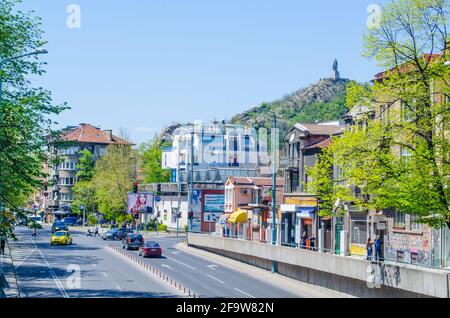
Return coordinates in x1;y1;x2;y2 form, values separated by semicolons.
9;226;182;298
107;234;303;298
10;226;345;298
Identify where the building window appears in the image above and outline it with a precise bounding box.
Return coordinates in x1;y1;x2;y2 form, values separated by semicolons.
394;209;405;228
410;214;423;232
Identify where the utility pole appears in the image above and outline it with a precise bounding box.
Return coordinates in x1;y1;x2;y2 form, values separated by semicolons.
271;112;278;273
187;125;195;232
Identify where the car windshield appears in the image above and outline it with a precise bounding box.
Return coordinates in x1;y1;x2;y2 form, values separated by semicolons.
145;242;159;247
129;234;143;240
54;232;67;237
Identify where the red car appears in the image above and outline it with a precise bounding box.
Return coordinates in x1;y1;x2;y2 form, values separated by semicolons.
138;241;162;258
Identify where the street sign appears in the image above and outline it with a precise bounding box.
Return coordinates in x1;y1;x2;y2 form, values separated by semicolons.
155;196;161;203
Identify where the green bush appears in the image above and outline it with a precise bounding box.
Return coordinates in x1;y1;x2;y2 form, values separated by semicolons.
158;223;168;232
184;224;188;232
88;214;97;226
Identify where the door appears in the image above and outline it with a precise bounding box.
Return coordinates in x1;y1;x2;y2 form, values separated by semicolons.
335;221;343;254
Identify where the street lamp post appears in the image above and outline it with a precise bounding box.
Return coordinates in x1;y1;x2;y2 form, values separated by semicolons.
270;112;278;273
0;49;48;207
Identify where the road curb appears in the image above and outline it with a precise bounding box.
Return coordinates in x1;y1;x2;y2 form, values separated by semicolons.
108;245;197;298
0;242;21;298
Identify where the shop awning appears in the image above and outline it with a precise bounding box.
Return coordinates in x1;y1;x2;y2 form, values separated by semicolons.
227;209;248;223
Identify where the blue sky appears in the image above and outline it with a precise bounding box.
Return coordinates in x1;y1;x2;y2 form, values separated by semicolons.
20;0;389;145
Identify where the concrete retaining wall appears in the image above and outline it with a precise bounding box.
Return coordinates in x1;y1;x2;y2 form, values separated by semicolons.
188;233;450;298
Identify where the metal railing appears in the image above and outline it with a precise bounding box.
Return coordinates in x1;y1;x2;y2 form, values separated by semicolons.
188;230;450;271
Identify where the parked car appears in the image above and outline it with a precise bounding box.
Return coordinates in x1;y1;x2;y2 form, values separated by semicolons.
63;217;78;226
102;228;133;240
138;241;162;258
50;231;73;246
52;221;69;233
122;233;144;250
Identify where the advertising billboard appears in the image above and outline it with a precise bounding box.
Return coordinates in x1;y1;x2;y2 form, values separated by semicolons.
127;193;154;215
203;194;224;223
204;194;224;212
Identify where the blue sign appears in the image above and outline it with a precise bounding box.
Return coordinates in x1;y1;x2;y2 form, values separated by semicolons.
155;196;161;203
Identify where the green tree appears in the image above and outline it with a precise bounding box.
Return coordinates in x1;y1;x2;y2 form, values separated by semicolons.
0;0;68;238
140;135;170;183
308;0;450;228
76;149;95;181
92;144;136;221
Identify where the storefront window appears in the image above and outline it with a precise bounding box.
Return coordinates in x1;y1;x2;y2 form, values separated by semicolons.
351;221;368;245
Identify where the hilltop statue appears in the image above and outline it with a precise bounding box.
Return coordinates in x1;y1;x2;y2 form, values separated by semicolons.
332;59;340;80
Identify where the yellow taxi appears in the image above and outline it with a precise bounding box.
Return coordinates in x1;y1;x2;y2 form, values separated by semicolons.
50;231;73;246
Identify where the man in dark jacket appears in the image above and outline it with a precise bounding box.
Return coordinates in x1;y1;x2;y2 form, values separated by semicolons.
0;237;6;255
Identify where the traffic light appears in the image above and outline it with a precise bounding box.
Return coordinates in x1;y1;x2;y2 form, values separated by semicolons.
132;181;138;193
188;211;193;219
156;183;161;195
157;211;161;218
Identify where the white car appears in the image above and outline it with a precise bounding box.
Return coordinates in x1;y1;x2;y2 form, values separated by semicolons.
29;216;43;226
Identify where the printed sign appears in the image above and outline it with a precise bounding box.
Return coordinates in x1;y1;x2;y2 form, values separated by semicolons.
127;193;154;215
204;194;224;212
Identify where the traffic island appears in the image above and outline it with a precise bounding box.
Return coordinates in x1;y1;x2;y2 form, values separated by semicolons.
108;245;197;298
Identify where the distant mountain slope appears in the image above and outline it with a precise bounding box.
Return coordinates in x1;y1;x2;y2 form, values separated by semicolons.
230;78;351;134
156;77;352;145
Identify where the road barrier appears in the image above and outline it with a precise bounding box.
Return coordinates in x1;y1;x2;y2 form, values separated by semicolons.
108;245;197;298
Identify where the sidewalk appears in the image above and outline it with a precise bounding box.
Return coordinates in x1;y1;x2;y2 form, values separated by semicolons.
176;242;353;298
0;242;20;298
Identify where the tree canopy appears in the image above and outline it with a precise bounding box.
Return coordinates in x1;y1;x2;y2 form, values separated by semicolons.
0;0;68;238
308;0;450;228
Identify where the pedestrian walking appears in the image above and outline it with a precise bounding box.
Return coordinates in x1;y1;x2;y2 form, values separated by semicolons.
366;237;373;261
0;237;6;255
309;234;316;251
300;231;307;249
94;225;99;237
374;235;383;261
32;228;37;239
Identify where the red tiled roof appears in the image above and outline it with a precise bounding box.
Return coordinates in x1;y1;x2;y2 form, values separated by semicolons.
303;138;332;150
227;176;284;187
374;53;443;80
59;124;133;145
295;123;341;136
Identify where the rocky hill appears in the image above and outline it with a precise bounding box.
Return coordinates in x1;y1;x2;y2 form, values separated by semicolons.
230;77;350;135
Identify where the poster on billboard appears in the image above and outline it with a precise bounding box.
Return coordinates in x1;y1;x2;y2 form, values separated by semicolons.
204;194;224;212
203;194;224;223
191;189;202;232
127;193;154;215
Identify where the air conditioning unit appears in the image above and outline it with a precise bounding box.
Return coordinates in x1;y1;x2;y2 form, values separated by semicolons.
241;189;249;194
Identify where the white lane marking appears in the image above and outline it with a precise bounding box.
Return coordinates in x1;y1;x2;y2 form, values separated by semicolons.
234;288;255;298
207;264;219;270
171;251;181;255
207;274;225;284
102;272;108;277
162;264;173;270
165;256;196;270
36;247;69;298
116;285;123;291
14;246;37;269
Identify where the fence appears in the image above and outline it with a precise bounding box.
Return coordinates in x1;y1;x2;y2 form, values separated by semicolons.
188;230;448;271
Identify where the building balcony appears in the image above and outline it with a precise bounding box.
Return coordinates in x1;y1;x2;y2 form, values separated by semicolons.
280;158;299;171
